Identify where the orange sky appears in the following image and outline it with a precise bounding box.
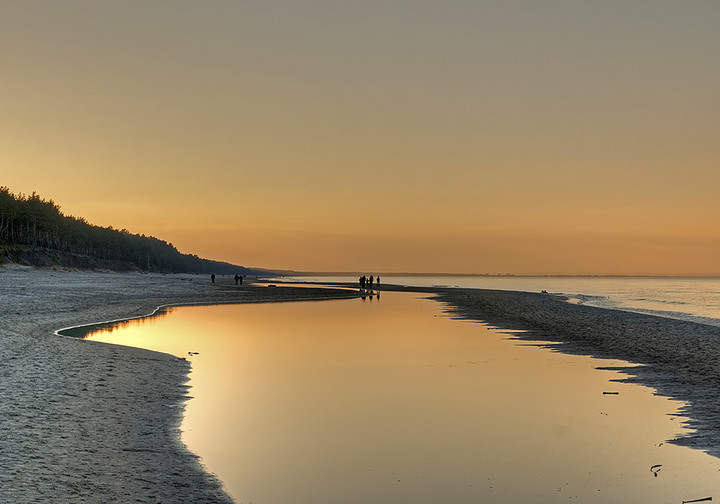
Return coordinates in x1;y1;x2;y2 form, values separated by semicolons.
2;2;719;274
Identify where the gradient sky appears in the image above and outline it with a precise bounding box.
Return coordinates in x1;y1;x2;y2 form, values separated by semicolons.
2;1;719;274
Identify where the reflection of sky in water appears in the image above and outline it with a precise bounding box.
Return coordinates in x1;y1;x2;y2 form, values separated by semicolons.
86;292;720;503
279;275;720;326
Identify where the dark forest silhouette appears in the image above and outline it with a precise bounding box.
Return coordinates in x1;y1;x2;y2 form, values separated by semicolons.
0;186;248;274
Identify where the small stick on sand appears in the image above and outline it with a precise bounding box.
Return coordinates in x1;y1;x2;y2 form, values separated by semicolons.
682;497;712;503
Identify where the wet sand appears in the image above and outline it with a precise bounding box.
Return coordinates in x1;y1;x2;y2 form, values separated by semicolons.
2;268;720;502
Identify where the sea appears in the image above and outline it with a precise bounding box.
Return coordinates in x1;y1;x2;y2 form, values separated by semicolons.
273;275;720;327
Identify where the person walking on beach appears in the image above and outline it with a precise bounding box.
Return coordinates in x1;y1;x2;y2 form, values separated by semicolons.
211;274;216;283
235;274;240;285
369;275;374;290
376;276;380;288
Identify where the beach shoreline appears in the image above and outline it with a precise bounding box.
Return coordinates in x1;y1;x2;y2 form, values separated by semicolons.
2;268;720;502
0;267;360;503
378;283;720;457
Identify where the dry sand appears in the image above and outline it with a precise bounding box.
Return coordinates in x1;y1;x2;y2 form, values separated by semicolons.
0;267;359;503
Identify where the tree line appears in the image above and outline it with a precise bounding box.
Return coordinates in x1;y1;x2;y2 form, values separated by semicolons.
0;186;246;274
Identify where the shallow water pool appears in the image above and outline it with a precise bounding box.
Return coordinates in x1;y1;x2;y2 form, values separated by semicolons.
85;291;719;503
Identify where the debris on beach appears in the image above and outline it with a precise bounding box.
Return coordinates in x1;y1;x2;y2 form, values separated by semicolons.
650;464;662;477
682;497;712;503
602;391;620;395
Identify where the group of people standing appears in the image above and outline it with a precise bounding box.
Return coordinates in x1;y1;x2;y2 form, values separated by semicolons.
359;274;380;290
210;273;243;285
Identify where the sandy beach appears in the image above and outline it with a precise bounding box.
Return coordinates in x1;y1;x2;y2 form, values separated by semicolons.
0;267;359;503
2;268;720;502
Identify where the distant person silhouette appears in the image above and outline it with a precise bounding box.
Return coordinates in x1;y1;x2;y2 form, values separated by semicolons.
369;275;374;290
211;274;216;283
235;274;240;285
377;276;381;288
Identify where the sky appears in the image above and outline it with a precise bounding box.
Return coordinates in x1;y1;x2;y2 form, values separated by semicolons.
2;1;719;275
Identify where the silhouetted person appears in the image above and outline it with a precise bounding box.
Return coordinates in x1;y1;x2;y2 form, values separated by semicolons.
369;275;374;289
377;276;381;288
239;275;243;285
235;274;240;285
211;274;216;283
360;275;366;290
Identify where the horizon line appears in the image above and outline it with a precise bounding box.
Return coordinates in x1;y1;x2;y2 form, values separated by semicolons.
270;271;720;279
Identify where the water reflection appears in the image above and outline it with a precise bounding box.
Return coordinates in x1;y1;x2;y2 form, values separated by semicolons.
58;307;172;339
84;292;719;503
361;289;380;301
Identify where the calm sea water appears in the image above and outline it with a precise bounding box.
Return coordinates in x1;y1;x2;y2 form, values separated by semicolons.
84;291;720;503
277;276;720;327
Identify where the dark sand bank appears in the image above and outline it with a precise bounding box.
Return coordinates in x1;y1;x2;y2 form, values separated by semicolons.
370;283;720;457
0;267;360;504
